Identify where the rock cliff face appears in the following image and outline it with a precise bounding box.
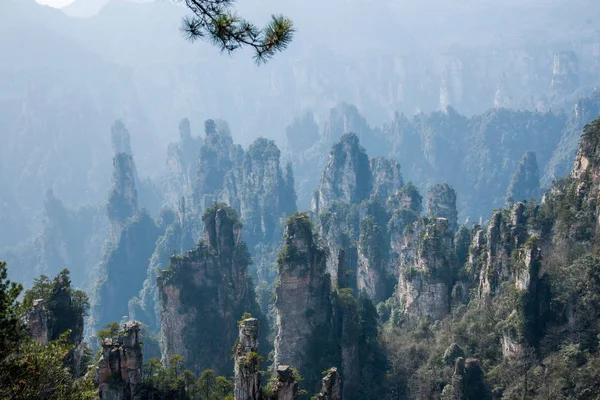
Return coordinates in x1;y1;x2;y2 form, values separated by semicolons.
226;137;297;248
426;183;459;232
357;202;391;302
370;157;404;203
472;203;530;297
107;148;139;241
27;299;50;345
96;321;143;400
158;204;261;375
313;134;406;300
190;124;297;308
269;366;299;400
396;217;457;325
129;202;201;332
312;133;373;215
312;133;403;216
234;318;262;400
314;368;342;400
317;202;360;286
506;151;540;204
274;213;337;391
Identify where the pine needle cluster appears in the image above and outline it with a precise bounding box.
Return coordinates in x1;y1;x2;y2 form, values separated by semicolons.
179;0;294;64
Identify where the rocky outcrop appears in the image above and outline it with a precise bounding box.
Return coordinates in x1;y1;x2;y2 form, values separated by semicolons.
312;133;372;215
318;202;359;285
158;204;261;375
314;368;342;400
190;128;297;309
234;318;262;400
475;203;530;297
312;133;403;216
506;151;540;204
426;183;458;232
128;203;201;332
107;152;139;240
357;204;391;302
370;157;404;204
226;137;297;247
96;321;143;400
397;217;456;325
27;299;50;345
269;366;299;400
274;213;337;391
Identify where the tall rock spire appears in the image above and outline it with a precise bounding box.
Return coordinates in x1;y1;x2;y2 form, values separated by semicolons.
234;318;262;400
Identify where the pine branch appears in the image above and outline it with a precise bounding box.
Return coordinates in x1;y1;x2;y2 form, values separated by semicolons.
179;0;294;64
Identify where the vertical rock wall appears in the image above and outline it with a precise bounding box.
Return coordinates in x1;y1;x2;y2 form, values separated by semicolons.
96;321;143;400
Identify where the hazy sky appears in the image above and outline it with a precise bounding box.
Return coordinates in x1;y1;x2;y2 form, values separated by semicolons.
37;0;74;7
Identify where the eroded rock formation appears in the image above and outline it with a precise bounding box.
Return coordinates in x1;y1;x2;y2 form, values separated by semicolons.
314;368;342;400
107;152;138;240
426;183;458;232
27;299;50;345
312;133;372;215
96;321;143;400
158;204;261;375
274;213;337;391
269;366;299;400
396;217;457;325
234;318;262;400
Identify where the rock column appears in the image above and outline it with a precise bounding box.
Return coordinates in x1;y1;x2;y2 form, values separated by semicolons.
234;318;262;400
315;367;342;400
96;321;143;400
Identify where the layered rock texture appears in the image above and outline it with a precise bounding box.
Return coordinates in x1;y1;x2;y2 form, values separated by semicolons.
27;299;50;345
158;204;261;375
268;366;299;400
96;321;143;400
234;318;262;400
273;213;336;390
396;217;457;325
314;368;342;400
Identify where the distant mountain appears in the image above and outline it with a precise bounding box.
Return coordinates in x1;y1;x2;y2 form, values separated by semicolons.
1;0;600;243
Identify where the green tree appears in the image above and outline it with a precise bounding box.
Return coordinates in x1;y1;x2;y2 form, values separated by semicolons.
0;264;95;399
0;262;24;367
179;0;294;63
2;333;96;399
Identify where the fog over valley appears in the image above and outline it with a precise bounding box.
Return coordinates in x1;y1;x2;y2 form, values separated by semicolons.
2;1;600;399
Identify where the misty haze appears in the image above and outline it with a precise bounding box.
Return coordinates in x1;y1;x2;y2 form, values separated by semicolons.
1;0;600;398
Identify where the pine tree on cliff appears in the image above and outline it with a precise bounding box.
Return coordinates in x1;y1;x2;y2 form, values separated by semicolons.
179;0;294;63
506;151;540;205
